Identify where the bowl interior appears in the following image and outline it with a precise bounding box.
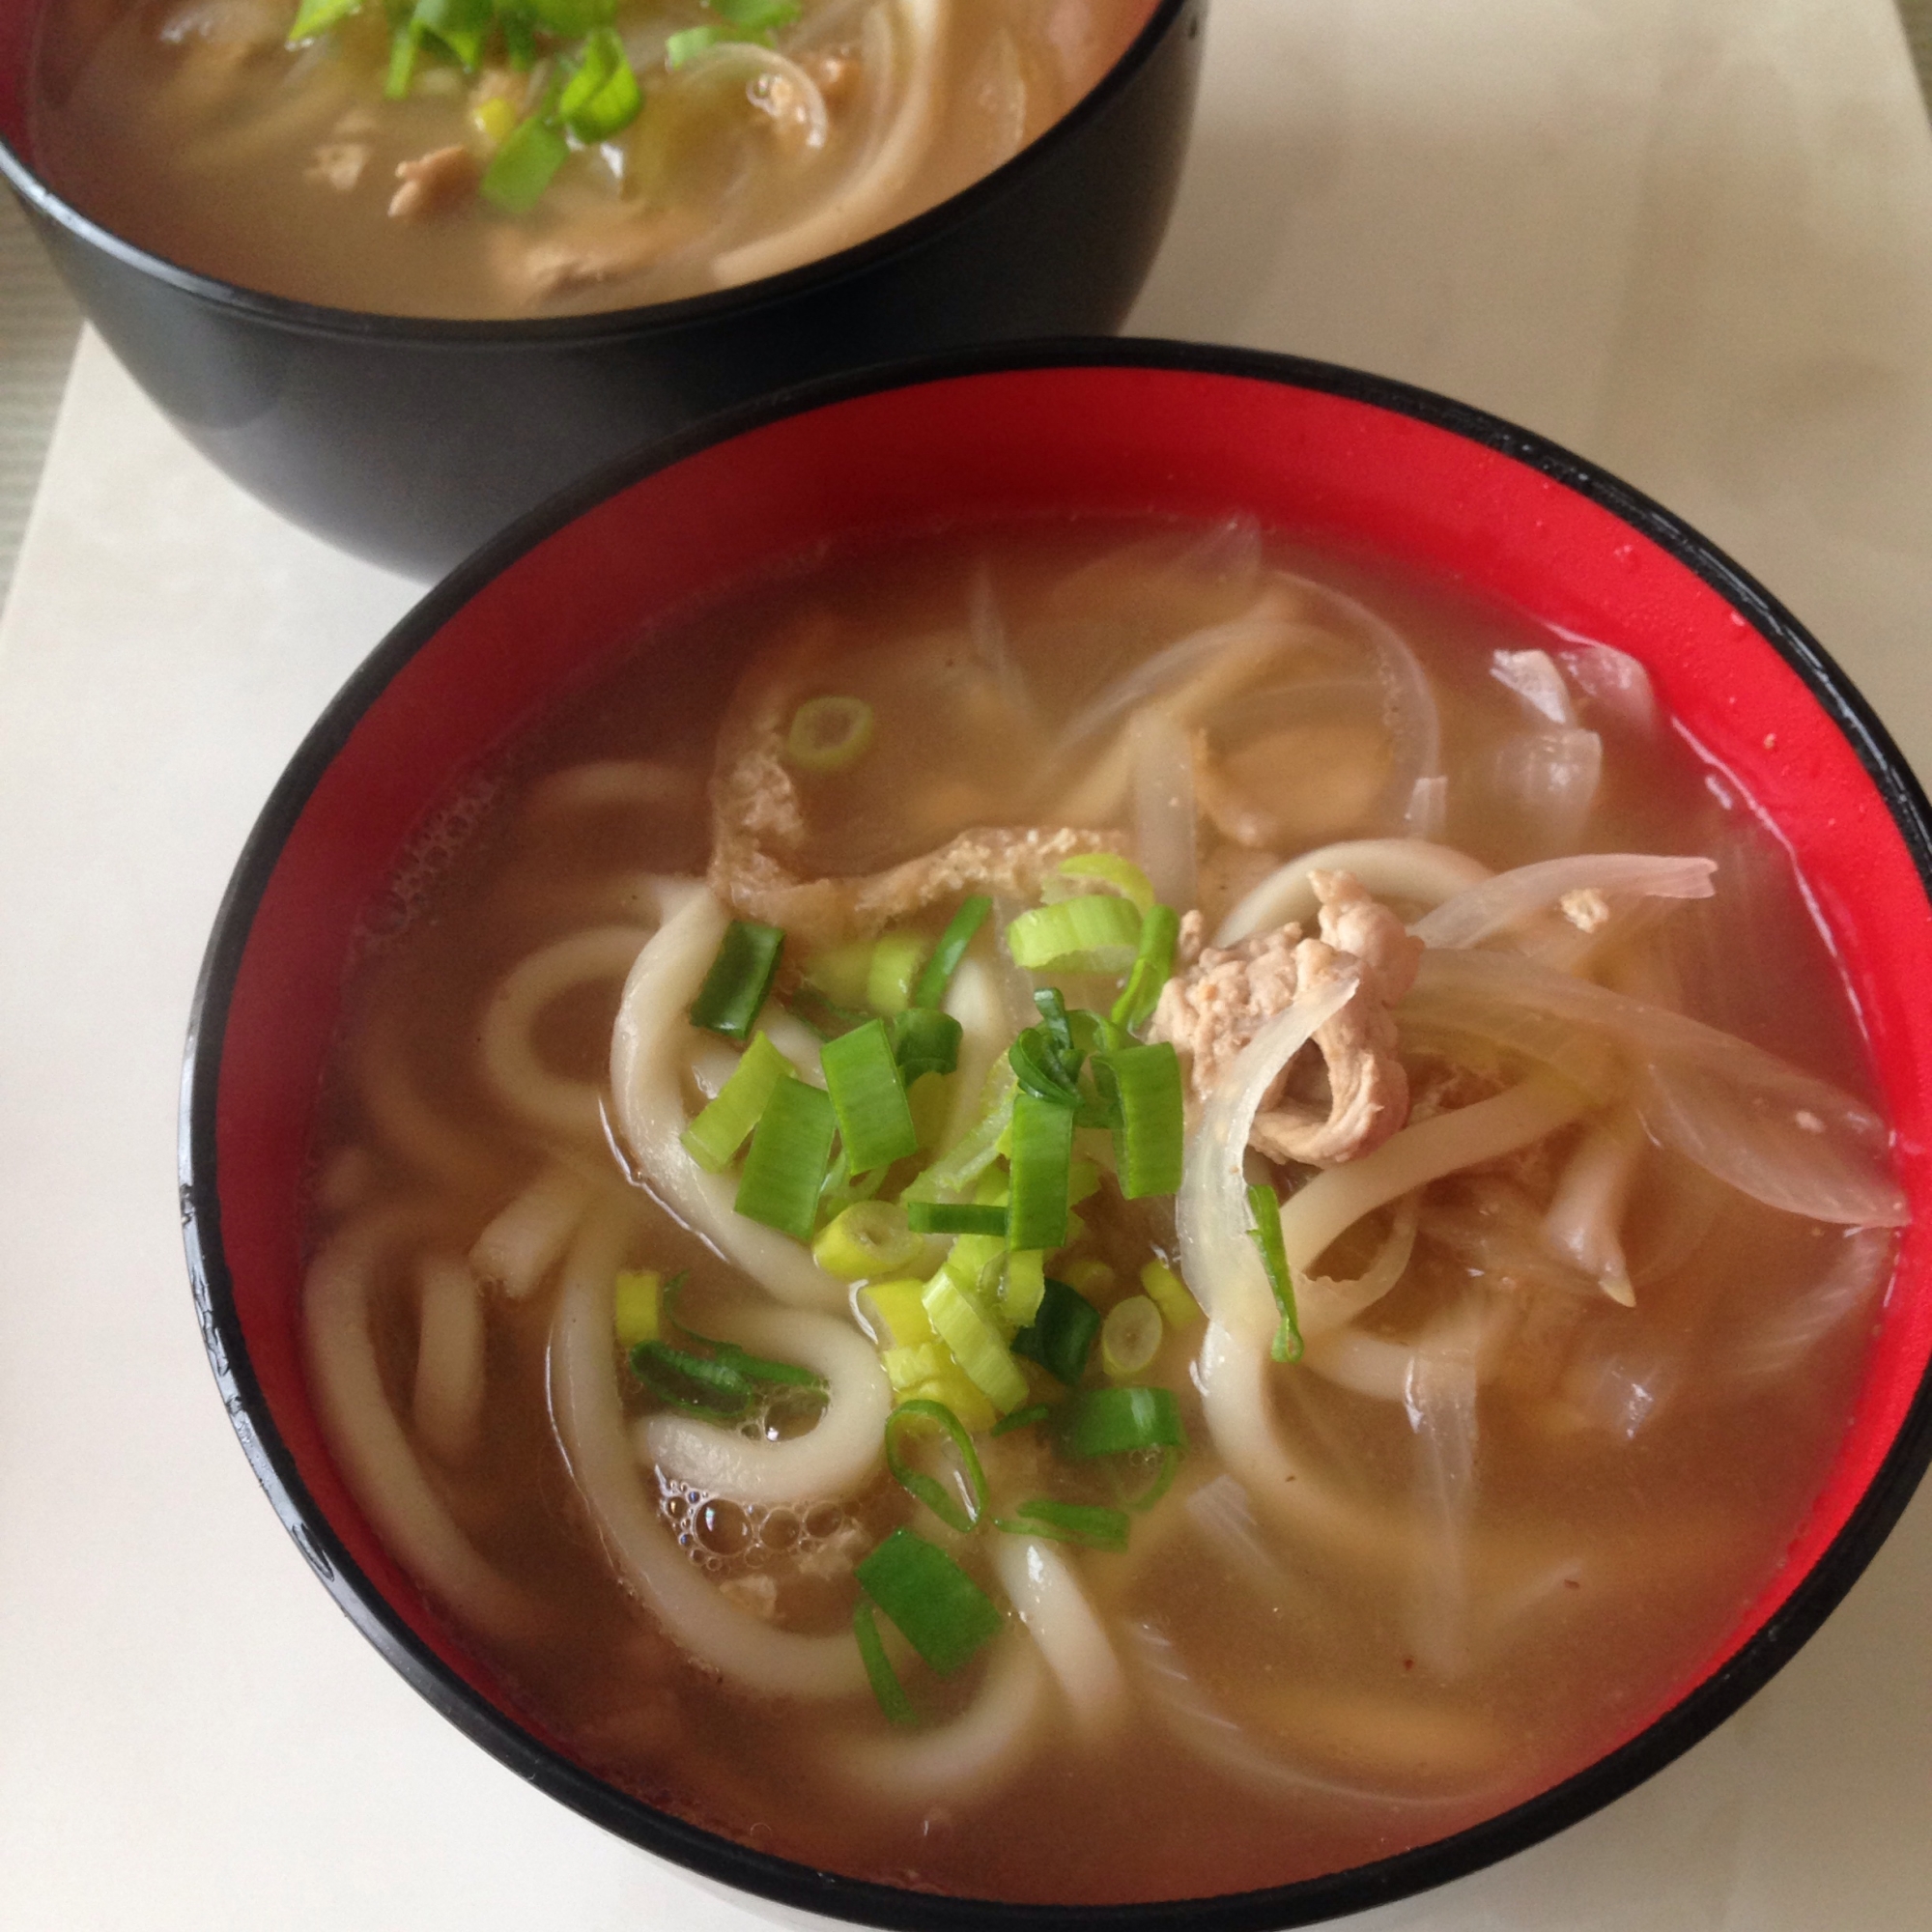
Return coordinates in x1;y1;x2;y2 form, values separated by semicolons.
192;352;1932;1918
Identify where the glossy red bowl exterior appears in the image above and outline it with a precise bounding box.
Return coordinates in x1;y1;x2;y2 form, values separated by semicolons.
0;0;1202;578
182;344;1932;1929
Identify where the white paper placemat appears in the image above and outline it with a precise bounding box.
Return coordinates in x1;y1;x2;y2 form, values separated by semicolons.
2;3;1929;1926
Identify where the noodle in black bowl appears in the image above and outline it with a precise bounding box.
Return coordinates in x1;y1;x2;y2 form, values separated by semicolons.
182;345;1932;1925
0;0;1202;577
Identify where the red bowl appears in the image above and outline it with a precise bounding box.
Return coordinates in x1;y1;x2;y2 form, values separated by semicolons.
181;343;1932;1929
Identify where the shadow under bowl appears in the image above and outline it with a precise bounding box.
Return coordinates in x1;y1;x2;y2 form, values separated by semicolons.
182;342;1932;1928
0;0;1204;578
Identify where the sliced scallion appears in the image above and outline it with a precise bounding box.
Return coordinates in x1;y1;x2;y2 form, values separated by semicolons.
689;919;785;1043
1006;894;1142;973
611;1268;662;1350
557;25;641;140
665;22;725;64
1056;852;1154;913
994;1498;1130;1552
1092;1041;1183;1199
884;1400;987;1533
733;1075;836;1240
854;1528;1003;1675
1139;1259;1200;1327
891;1007;961;1087
866;933;927;1016
1058;1384;1184;1458
384;19;420;98
820;1017;918;1172
906;1200;1008;1237
680;1030;793;1174
710;0;802;29
1246;1179;1302;1363
922;1275;1028;1412
785;696;874;774
852;1600;918;1726
287;0;360;43
1007;1093;1073;1251
1111;901;1180;1033
628;1341;752;1419
1011;1275;1100;1387
812;1201;922;1281
1100;1295;1163;1379
1000;1247;1046;1327
412;0;491;69
911;895;991;1009
990;1402;1052;1436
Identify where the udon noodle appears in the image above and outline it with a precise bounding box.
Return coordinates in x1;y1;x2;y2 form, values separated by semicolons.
298;523;1904;1903
30;0;1154;316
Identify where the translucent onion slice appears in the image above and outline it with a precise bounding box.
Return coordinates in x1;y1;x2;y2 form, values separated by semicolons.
638;1305;892;1505
610;886;848;1311
1411;854;1717;952
1216;838;1492;946
1405;948;1908;1227
550;1194;867;1698
1489;727;1603;856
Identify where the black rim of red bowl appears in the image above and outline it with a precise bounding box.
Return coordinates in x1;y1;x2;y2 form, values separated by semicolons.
0;0;1197;341
181;338;1932;1930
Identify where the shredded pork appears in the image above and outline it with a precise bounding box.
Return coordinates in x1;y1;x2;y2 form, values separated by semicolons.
388;145;479;222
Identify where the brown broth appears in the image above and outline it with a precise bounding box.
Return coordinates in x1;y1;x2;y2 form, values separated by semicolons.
302;521;1892;1903
30;0;1153;317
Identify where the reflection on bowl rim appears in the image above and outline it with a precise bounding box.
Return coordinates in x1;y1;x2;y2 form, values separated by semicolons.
0;0;1195;340
180;339;1932;1932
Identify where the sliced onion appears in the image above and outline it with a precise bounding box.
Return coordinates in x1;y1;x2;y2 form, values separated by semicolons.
1296;1192;1420;1339
1490;648;1577;725
1557;641;1656;733
610;887;848;1311
1216;839;1491;946
1729;1225;1896;1379
1411;854;1715;952
639;1305;891;1505
1129;707;1198;910
1489;728;1602;856
549;1193;867;1697
1404;948;1907;1228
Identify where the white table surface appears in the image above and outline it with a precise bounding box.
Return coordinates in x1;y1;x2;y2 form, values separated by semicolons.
3;1;1931;1926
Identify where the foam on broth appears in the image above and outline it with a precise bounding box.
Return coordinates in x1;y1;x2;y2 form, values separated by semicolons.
30;0;1153;317
300;521;1898;1904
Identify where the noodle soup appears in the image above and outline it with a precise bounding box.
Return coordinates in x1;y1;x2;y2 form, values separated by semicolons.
30;0;1154;316
294;518;1907;1905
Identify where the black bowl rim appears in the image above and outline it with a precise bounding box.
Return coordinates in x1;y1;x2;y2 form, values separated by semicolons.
181;337;1932;1931
1;0;1195;344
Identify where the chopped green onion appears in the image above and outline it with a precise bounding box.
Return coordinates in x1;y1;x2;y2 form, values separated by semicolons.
689;920;785;1043
891;1007;962;1087
656;1282;826;1392
384;18;419;97
499;3;536;67
1062;1257;1116;1298
1066;1158;1102;1207
666;22;726;64
1006;895;1142;973
911;896;991;1009
710;0;801;31
412;0;491;68
906;1201;1009;1237
866;933;927;1015
287;0;361;43
1012;1275;1101;1387
994;1498;1131;1552
785;696;874;774
1056;853;1155;913
734;1076;837;1240
1140;1259;1200;1328
1091;1042;1183;1199
1058;1384;1185;1457
1111;901;1180;1033
854;1528;1003;1675
612;1268;662;1349
523;0;614;32
922;1275;1029;1412
1000;1248;1046;1327
820;1018;919;1172
478;106;569;207
816;1146;888;1222
853;1600;918;1726
990;1402;1052;1436
1246;1180;1302;1364
1100;1295;1163;1379
884;1400;987;1533
912;1060;1016;1197
805;940;871;1009
938;1231;1009;1302
558;26;641;141
628;1341;753;1419
1007;1093;1074;1250
680;1030;793;1173
812;1201;922;1281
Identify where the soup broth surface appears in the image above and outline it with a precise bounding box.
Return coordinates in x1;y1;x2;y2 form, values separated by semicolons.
300;521;1900;1903
31;0;1152;317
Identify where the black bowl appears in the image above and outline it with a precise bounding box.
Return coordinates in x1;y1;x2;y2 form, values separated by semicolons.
0;0;1203;576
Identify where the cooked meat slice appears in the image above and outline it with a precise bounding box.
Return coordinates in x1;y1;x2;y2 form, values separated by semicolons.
1150;871;1413;1166
389;145;479;222
304;140;369;192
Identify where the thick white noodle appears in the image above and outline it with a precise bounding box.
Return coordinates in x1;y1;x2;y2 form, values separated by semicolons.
639;1306;892;1505
990;1537;1128;1740
479;926;653;1144
1130;707;1199;910
714;0;946;288
306;1211;535;1640
549;1193;867;1697
468;1161;594;1298
1411;854;1717;953
1216;839;1492;946
412;1254;486;1465
611;888;847;1311
1296;1192;1421;1341
1277;1077;1591;1280
932;955;1012;1157
524;759;701;817
1542;1105;1643;1305
827;1636;1048;1803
